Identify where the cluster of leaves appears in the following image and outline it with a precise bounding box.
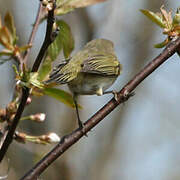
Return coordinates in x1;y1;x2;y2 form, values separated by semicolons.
0;12;30;64
141;6;180;48
1;14;78;109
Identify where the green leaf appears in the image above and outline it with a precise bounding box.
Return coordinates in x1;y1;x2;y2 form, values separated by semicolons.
154;38;169;48
41;20;74;82
4;12;17;44
29;72;44;89
140;9;166;28
56;0;107;15
47;32;63;61
12;64;20;76
0;49;13;56
173;8;180;25
43;87;82;109
48;20;74;60
0;27;12;49
38;56;52;81
55;7;74;15
18;44;32;52
67;0;106;8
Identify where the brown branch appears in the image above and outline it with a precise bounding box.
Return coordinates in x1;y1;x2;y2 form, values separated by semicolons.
23;3;43;64
20;37;180;180
177;46;180;56
0;0;56;163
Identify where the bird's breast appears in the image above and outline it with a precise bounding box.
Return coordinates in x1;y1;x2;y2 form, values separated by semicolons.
68;73;118;95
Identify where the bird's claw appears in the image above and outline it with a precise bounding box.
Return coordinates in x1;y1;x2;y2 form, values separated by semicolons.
112;91;118;101
78;120;88;137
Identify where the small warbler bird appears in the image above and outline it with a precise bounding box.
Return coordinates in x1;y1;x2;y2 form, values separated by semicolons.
46;39;122;128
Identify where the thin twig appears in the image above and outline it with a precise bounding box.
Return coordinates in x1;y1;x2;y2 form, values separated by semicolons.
23;3;43;64
20;37;180;180
0;0;56;163
15;53;26;71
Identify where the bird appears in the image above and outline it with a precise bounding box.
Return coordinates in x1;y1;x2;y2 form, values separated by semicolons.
46;39;122;128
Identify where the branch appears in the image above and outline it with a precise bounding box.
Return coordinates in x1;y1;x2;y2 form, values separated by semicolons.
23;3;43;64
0;0;56;163
20;37;180;180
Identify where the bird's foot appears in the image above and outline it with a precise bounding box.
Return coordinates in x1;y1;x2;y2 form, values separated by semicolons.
78;120;88;137
111;91;118;101
103;90;118;101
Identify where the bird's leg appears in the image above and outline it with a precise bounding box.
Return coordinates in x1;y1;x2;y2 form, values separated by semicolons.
104;90;135;102
103;90;118;101
73;95;84;129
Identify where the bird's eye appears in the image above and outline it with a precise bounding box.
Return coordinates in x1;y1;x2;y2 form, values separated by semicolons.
81;64;84;68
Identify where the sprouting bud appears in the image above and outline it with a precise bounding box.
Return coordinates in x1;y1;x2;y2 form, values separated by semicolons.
173;8;180;25
48;132;61;142
6;102;17;114
40;0;53;11
30;113;46;122
26;97;32;105
14;131;26;143
9;114;15;123
15;131;60;144
41;0;48;6
15;80;21;92
46;2;53;11
41;132;60;143
52;22;57;31
51;22;60;41
16;80;21;86
0;109;6;122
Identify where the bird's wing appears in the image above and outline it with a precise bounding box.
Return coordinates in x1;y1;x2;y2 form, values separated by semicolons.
45;58;79;84
81;53;121;76
80;39;121;76
45;39;122;84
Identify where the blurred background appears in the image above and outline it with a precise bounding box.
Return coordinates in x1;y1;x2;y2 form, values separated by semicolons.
0;0;180;179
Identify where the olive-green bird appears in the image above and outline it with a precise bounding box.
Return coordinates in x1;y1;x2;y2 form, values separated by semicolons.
46;39;122;128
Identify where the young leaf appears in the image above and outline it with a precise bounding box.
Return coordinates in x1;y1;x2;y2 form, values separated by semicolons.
48;20;74;60
47;32;63;61
12;64;20;77
56;0;107;15
0;49;13;56
38;56;52;81
173;8;180;25
55;7;74;15
57;20;74;58
18;44;32;52
43;87;82;109
68;0;107;8
29;72;44;89
154;38;169;48
0;27;12;49
4;12;17;44
140;9;166;28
